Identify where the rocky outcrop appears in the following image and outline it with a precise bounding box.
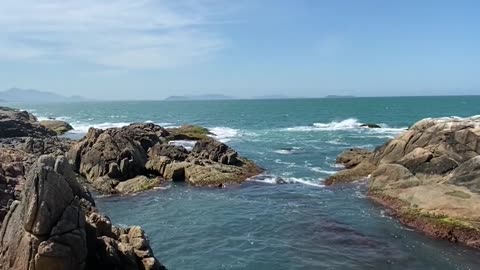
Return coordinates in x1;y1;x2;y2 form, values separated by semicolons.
0;107;38;123
327;116;480;249
0;107;55;138
0;155;166;270
40;120;74;135
68;124;261;193
166;125;212;141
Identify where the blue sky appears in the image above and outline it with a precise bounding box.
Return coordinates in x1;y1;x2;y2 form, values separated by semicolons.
0;0;479;99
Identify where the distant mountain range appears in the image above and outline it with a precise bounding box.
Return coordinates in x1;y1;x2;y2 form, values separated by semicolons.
164;94;236;101
0;88;89;103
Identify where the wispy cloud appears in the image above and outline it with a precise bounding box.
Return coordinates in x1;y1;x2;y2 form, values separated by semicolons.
0;0;234;69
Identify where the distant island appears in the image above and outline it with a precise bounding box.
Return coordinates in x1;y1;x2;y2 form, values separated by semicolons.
252;95;292;99
165;94;236;101
0;88;90;103
325;95;356;98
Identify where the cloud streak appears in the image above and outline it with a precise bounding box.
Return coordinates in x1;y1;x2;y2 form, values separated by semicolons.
0;0;233;69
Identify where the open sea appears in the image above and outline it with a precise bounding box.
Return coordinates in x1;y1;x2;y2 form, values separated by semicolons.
15;96;480;269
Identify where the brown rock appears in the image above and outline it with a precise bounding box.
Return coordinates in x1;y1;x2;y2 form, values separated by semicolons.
336;148;372;168
40;120;74;135
325;161;377;185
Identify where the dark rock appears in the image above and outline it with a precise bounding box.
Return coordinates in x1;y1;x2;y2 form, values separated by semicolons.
67;124;153;181
336;148;372;169
360;123;382;128
148;144;189;161
191;139;239;165
0;119;56;138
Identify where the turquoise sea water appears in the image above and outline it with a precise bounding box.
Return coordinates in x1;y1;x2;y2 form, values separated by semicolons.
16;96;480;269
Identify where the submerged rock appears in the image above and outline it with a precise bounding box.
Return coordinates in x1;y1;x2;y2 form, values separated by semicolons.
360;123;381;128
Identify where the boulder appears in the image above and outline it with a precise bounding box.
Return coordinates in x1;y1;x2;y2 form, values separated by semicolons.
0;155;166;270
370;164;420;190
115;176;162;194
336;148;372;169
0;107;37;123
68;124;155;181
0;155;87;270
40;120;74;135
191;139;239;165
148;144;189;161
0;119;56;138
325;161;377;185
450;156;480;193
397;147;433;171
0;107;55;138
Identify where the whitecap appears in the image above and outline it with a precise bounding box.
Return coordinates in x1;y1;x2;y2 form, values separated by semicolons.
208;127;239;143
169;140;196;151
274;149;292;155
247;175;324;187
310;167;338;175
69;122;131;134
282;118;407;138
273;147;300;155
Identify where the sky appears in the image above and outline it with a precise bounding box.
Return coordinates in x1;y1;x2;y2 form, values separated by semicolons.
0;0;479;100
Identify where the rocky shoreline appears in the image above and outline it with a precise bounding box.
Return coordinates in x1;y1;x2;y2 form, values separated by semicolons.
0;107;262;269
326;116;480;249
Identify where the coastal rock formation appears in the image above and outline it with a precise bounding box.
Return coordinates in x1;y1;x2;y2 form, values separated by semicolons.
40;120;74;135
0;155;166;270
68;123;262;193
327;116;480;248
0;107;55;138
166;125;212;140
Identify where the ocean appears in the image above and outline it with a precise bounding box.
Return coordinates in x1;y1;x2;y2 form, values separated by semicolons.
18;96;480;269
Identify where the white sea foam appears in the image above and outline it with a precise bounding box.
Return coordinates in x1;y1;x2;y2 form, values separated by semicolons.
69;122;131;133
208;127;239;143
68;121;174;134
310;167;338;175
273;149;292;155
273;147;300;155
169;140;196;151
282;118;407;137
248;175;324;187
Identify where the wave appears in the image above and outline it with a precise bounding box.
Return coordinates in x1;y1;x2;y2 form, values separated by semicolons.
309;167;338;175
273;147;301;155
248;174;324;187
169;140;196;151
208;127;239;143
282;118;407;135
68;121;175;134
